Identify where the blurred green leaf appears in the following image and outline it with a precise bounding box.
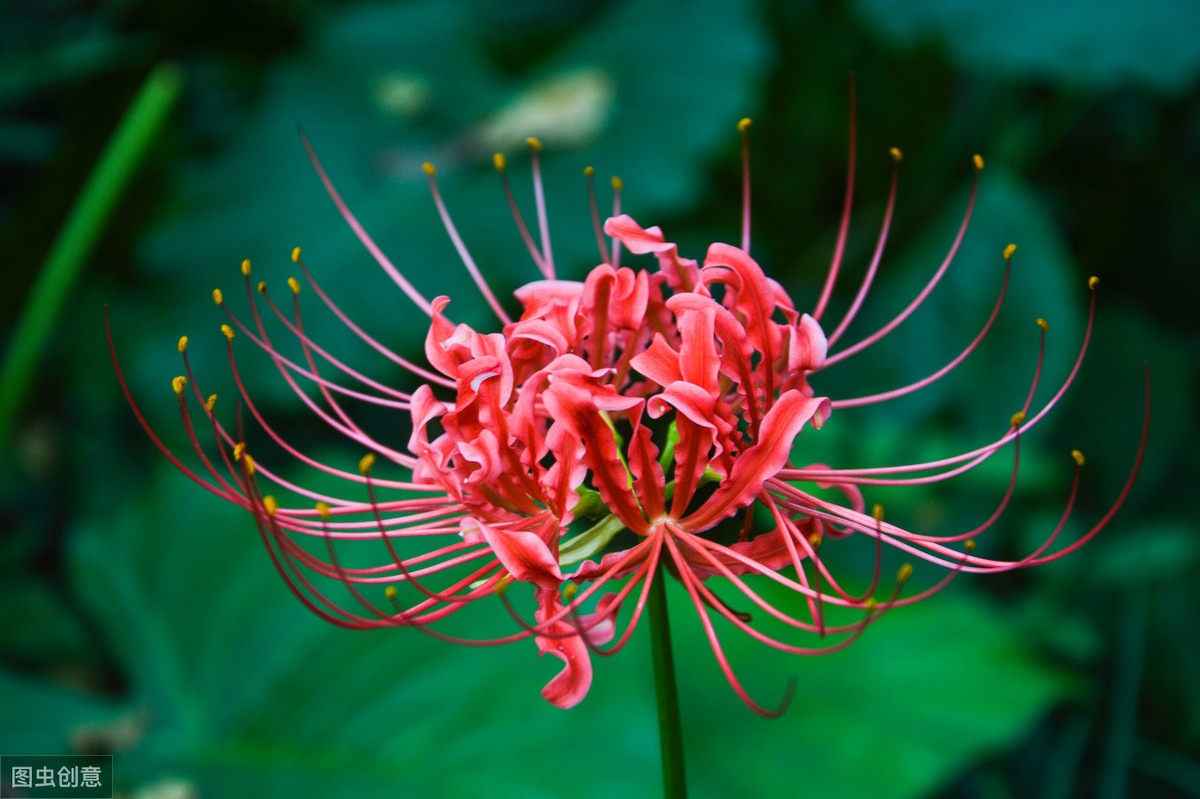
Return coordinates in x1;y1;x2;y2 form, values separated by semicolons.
0;579;92;666
678;582;1073;798
852;0;1200;93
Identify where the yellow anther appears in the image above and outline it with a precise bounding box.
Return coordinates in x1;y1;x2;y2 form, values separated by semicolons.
421;162;436;176
263;495;278;516
1088;276;1099;290
287;277;301;294
964;539;976;553
241;259;251;276
171;375;187;396
897;563;914;584
872;503;885;523
864;597;878;612
889;146;903;162
220;324;235;341
233;442;246;461
242;454;256;476
1071;449;1086;466
1004;243;1017;259
291;247;301;263
1010;411;1027;427
973;154;985;170
494;575;513;596
737;117;752;133
358;452;376;475
584;165;595;177
205;394;217;412
385;585;398;601
213;288;224;305
611;176;623;191
526;137;542;151
562;583;579;600
1036;318;1049;331
493;152;506;171
807;532;822;549
257;281;267;294
316;501;330;521
177;336;188;353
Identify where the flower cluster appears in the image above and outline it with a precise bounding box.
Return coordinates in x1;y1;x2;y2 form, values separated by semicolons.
111;119;1146;716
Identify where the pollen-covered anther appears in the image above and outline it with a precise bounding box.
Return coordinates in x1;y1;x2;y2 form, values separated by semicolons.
421;162;436;176
562;583;579;600
205;394;217;412
262;495;278;516
233;442;246;461
212;288;223;305
1036;318;1049;331
973;154;985;170
1004;243;1017;260
807;531;822;550
257;281;267;295
738;117;752;133
1088;276;1099;290
871;503;885;523
492;153;506;172
287;277;301;295
315;501;330;522
1071;449;1086;467
889;146;903;162
384;585;398;602
177;336;188;353
241;259;251;276
220;324;235;341
964;539;977;553
1010;411;1027;427
171;375;187;396
584;165;595;177
526;137;542;151
611;176;623;191
897;563;914;584
242;454;256;476
290;247;301;263
358;452;376;475
494;575;513;596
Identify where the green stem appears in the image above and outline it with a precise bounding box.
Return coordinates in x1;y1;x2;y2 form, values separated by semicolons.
649;566;687;798
0;62;184;452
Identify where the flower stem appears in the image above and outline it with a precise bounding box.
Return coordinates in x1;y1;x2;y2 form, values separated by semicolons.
0;62;183;451
649;567;687;798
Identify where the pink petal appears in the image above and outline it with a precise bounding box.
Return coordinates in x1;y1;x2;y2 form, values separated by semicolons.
683;390;832;531
474;520;563;590
534;589;595;709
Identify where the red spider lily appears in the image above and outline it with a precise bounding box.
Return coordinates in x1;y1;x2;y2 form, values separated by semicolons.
109;115;1148;718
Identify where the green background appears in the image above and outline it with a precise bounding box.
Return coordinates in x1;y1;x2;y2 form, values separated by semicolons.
1;1;1196;796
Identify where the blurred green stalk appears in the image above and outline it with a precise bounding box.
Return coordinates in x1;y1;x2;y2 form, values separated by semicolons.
0;62;183;452
649;565;687;798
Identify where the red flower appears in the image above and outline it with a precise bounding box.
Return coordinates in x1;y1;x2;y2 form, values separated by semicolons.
111;123;1147;717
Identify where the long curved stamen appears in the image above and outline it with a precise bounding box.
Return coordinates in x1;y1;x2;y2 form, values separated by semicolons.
826;146;901;347
585;166;612;264
822;153;983;368
422;162;512;325
831;242;1012;408
738;117;753;253
610;175;623;268
298;129;434;316
812;74;857;323
291;249;454;388
526;138;555;278
493;151;549;276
